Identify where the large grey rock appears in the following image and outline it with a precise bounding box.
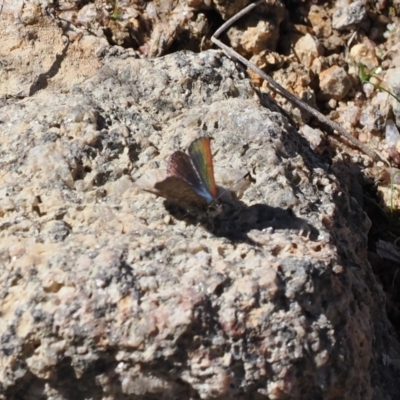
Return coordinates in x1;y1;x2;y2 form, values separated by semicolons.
0;20;399;400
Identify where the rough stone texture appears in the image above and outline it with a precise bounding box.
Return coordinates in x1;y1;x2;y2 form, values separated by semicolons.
318;65;352;101
294;33;324;68
308;5;332;38
350;40;379;71
212;0;252;20
0;48;398;400
332;1;368;31
0;3;110;98
226;0;287;56
1;9;400;400
385;67;400;128
269;63;317;123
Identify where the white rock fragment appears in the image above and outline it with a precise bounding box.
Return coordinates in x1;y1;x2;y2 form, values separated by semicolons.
350;41;379;70
332;1;367;30
385;68;400;127
299;125;324;149
385;119;400;147
294;34;324;68
77;4;99;26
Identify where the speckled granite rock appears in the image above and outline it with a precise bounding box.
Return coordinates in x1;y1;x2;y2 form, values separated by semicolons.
1;21;400;400
332;1;368;31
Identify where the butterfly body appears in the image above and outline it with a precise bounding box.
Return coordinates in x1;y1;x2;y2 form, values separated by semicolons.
154;137;221;215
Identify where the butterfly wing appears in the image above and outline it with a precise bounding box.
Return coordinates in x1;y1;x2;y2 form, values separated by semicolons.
166;150;214;203
188;137;218;200
154;176;209;210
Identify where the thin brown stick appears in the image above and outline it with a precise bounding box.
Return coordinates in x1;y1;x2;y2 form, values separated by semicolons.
213;0;265;39
211;1;383;162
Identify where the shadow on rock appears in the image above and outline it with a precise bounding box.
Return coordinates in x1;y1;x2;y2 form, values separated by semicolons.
164;198;319;244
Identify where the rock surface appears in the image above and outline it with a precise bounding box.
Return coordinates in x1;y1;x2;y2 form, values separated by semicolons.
1;7;400;400
318;65;352;101
385;67;400;128
294;33;324;68
332;1;368;31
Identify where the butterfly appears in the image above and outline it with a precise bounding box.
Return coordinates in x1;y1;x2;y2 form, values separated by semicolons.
153;137;222;216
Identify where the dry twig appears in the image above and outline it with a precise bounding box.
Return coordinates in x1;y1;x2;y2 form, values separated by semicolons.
211;0;383;162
